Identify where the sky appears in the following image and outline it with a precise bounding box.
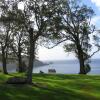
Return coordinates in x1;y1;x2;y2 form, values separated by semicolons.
38;0;100;61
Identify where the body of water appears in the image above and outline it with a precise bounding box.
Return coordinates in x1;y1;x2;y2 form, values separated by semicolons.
33;59;100;74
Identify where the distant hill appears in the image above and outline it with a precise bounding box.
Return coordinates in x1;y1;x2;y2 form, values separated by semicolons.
34;59;47;67
22;57;47;67
0;59;47;72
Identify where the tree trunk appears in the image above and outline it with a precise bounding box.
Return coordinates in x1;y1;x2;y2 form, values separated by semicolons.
26;28;35;84
76;42;86;74
2;48;8;74
79;55;85;74
18;53;23;73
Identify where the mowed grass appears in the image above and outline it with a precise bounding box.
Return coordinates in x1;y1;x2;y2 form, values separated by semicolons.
0;73;100;100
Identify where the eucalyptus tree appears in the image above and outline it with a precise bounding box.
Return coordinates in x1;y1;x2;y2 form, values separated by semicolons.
0;0;61;83
0;23;12;74
22;0;61;83
44;0;96;74
0;1;14;74
10;30;28;73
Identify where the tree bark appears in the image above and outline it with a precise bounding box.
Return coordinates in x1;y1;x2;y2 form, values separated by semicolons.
78;54;86;74
26;28;35;84
78;48;86;74
76;42;86;74
2;48;8;74
18;53;23;72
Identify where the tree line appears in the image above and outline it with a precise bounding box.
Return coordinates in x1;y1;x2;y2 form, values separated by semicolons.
0;0;99;84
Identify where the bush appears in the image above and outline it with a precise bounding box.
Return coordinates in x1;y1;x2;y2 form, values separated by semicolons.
85;64;91;74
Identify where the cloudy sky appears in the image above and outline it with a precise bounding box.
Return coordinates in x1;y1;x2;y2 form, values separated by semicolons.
38;0;100;61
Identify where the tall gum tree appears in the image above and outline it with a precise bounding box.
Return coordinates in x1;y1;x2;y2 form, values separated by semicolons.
0;0;61;83
0;1;13;74
44;0;96;74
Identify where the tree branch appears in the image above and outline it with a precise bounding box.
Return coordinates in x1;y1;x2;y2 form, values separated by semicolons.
45;39;67;49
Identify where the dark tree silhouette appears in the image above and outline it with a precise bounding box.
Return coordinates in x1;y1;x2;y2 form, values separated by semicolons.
44;0;96;74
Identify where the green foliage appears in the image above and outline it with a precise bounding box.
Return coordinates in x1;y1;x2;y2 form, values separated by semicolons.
93;31;100;51
64;43;76;53
85;64;91;74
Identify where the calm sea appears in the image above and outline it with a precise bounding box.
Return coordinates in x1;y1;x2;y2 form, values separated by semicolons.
33;59;100;74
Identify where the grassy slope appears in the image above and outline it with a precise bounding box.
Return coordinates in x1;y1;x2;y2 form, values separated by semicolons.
0;73;100;100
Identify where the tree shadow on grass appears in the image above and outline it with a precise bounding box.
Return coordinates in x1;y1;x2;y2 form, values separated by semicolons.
0;74;100;100
32;74;100;81
0;81;100;100
32;82;100;100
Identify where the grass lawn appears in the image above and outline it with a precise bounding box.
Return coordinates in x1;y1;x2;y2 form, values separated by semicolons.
0;73;100;100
